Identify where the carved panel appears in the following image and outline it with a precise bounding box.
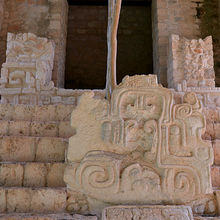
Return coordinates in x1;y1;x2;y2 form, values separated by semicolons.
102;206;194;220
64;75;213;213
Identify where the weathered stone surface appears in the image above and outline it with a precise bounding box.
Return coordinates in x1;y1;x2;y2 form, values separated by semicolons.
7;188;32;213
0;189;6;212
35;137;66;162
30;122;58;137
168;34;215;89
216;190;220;215
46;163;65;187
102;205;194;220
58;121;75;138
0;136;35;162
0;163;23;186
24;163;47;187
0;214;97;220
213;140;220;166
211;167;220;187
2;188;67;213
8;121;30;136
65;75;213;213
30;188;66;213
33;105;57;122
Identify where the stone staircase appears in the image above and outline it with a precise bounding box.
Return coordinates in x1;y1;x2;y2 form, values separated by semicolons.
0;104;77;219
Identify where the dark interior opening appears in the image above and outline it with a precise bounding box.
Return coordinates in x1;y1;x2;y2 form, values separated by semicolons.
65;0;153;89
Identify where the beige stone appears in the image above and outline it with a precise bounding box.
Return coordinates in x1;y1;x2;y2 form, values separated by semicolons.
0;120;8;136
46;163;65;187
8;121;30;136
216;190;220;215
56;104;74;121
0;136;35;162
24;163;47;187
30;122;58;137
13;105;34;121
0;189;6;212
213;140;220;165
7;188;32;212
65;75;213;213
33;105;56;122
0;104;14;120
0;164;23;186
102;205;194;220
168;35;215;89
58;121;75;138
35;137;66;162
211;167;220;188
30;189;66;213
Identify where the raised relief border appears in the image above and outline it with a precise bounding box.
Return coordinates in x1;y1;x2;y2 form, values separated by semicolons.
102;205;194;220
64;75;213;214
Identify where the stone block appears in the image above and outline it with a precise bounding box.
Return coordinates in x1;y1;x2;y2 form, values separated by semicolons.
214;123;220;140
216;190;220;215
0;120;8;136
72;214;97;220
203;108;220;123
0;136;35;162
58;121;75;138
46;163;65;187
30;188;66;213
0;164;23;187
0;189;6;212
213;140;220;166
35;137;66;162
33;105;57;122
8;121;30;136
7;188;32;212
13;105;34;121
211;167;220;187
102;205;194;220
0;104;14;120
24;163;47;187
56;104;74;121
202;121;214;140
30;122;58;137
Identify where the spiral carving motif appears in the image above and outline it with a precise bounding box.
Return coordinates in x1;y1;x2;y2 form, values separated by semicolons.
77;159;119;192
174;171;196;197
175;104;192;119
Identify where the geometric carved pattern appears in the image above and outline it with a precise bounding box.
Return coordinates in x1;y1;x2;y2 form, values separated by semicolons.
64;75;213;213
0;32;54;90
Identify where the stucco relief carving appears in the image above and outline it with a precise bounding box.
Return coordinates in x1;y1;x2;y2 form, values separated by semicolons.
168;35;215;90
64;75;213;213
0;33;55;90
102;205;194;220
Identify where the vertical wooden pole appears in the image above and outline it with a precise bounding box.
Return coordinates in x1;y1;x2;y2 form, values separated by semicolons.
106;0;122;100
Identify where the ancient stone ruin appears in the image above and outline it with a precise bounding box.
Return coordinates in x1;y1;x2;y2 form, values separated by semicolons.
65;74;214;215
0;0;219;220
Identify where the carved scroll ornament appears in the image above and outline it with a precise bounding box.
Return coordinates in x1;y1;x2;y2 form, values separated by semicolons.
64;75;213;213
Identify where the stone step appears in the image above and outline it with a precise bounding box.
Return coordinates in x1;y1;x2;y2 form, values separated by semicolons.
211;166;220;188
0;120;75;138
0;213;97;220
0;162;65;187
0;104;74;122
0;136;67;162
0;187;67;213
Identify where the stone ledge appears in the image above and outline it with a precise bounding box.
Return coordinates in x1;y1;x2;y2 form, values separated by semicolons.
102;205;194;220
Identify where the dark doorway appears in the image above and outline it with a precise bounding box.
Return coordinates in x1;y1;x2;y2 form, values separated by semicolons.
65;0;153;89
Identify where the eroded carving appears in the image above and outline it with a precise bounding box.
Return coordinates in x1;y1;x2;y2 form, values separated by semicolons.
64;75;213;213
102;205;194;220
